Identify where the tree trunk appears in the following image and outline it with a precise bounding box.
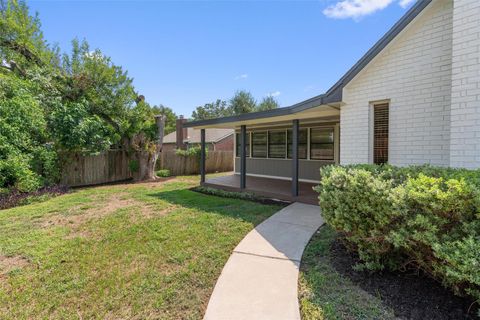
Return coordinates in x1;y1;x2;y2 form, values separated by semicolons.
131;115;165;181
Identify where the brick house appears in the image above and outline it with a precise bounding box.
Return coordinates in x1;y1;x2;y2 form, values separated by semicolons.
182;0;480;203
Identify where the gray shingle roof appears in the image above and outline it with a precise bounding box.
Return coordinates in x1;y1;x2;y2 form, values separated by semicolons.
163;128;234;144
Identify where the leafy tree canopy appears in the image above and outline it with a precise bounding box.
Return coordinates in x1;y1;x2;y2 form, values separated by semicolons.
229;90;256;115
257;96;280;111
191;91;280;120
0;0;170;190
191;99;231;121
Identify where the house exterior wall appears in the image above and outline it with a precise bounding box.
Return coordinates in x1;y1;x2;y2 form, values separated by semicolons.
213;135;234;151
449;0;480;168
234;158;333;182
233;122;339;182
340;0;453;166
162;143;215;152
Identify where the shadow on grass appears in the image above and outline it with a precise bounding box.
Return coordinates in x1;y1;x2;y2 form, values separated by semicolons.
144;188;281;226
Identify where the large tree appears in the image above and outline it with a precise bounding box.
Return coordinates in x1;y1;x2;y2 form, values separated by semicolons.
0;0;167;190
230;90;256;115
153;104;177;135
191;99;232;120
257;96;280;111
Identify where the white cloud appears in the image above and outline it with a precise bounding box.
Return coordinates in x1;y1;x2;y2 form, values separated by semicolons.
267;91;281;97
234;74;248;80
323;0;416;20
398;0;415;8
323;0;394;19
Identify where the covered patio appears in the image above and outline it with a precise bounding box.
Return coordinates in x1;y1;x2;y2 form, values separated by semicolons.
203;174;319;205
186;100;340;205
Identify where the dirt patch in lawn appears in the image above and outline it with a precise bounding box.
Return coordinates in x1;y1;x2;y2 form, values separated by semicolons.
0;255;30;276
38;193;163;233
329;238;479;320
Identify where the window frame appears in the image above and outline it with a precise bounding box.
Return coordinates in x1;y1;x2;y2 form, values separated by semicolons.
235;125;337;162
372;103;389;165
309;127;335;161
268;130;287;159
235;132;250;157
251;131;268;158
287;128;308;160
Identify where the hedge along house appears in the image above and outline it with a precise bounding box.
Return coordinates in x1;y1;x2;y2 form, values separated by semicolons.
184;0;480;204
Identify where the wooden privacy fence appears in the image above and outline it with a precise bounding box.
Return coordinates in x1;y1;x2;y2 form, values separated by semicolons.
159;150;233;176
60;150;132;187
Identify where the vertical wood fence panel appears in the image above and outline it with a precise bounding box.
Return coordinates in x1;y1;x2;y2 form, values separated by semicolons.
159;150;233;176
60;150;132;187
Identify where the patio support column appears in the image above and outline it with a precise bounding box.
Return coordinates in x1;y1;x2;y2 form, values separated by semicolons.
292;119;299;197
200;128;206;184
240;125;247;190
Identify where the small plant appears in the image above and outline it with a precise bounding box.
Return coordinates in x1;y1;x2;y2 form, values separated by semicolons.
128;160;139;173
156;169;171;177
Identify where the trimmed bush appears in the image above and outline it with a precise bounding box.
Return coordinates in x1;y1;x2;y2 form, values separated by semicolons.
316;164;480;301
156;169;171;177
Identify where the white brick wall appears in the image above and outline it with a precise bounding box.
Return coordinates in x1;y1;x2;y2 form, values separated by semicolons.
340;0;453;166
449;0;480;168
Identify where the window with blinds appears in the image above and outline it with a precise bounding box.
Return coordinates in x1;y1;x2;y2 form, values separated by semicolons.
310;128;334;160
251;132;268;158
287;128;308;159
373;103;389;164
268;131;286;158
235;133;250;157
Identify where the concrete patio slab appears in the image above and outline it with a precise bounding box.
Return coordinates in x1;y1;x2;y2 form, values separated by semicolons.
203;202;324;320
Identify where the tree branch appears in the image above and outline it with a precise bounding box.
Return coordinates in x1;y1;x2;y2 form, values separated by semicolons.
0;39;43;66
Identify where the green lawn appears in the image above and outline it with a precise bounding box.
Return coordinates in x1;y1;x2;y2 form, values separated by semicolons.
298;226;396;320
0;175;281;319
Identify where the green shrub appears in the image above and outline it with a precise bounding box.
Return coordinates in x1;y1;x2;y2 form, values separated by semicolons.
156;169;171;177
0;76;60;192
128;160;139;173
316;165;480;302
175;146;207;159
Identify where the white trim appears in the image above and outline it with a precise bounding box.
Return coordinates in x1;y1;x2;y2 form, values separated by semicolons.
233;172;320;184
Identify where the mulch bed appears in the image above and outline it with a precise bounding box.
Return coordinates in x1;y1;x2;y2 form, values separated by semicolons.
0;185;69;210
329;238;479;320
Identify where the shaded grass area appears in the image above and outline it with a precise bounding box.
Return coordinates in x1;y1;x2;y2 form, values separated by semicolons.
298;226;396;320
0;175;281;319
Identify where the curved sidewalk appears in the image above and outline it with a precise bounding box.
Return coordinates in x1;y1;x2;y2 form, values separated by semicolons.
204;202;324;320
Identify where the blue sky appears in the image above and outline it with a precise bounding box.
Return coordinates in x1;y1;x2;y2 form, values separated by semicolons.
28;0;416;117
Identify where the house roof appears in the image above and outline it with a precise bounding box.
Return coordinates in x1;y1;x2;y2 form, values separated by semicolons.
185;0;432;129
163;128;234;144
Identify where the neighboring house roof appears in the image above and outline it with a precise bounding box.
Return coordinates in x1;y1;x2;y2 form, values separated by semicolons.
185;0;432;129
163;128;234;144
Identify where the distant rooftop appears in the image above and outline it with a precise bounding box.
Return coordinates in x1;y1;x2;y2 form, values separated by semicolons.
163;128;234;144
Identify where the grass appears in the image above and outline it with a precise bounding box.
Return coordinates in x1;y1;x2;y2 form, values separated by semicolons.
0;175;281;319
298;225;396;320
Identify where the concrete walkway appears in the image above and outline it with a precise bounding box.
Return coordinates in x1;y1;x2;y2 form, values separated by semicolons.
204;202;324;320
